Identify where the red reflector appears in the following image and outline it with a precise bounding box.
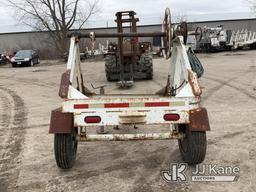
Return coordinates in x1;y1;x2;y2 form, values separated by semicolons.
164;114;180;121
74;104;89;109
84;116;101;124
104;103;129;108
145;102;169;107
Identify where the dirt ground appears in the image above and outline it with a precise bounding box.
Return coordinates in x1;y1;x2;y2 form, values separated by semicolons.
0;51;255;192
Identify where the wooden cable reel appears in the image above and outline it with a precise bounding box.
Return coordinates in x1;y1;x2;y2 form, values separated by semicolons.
162;8;172;59
195;27;203;42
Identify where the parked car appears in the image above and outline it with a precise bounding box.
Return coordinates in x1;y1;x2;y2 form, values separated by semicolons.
11;50;40;67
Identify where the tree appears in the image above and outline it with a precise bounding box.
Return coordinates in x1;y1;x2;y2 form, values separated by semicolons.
5;0;100;56
246;0;256;12
173;13;188;23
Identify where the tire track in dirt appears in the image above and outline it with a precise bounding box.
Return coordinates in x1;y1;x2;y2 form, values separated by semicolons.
0;91;13;164
0;75;58;88
203;76;256;102
151;79;165;89
129;145;190;192
203;58;256;101
203;76;239;101
208;130;246;145
0;86;28;192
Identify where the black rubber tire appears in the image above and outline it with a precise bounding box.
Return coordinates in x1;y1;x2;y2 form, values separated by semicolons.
54;128;78;169
105;55;118;81
250;43;256;50
226;46;232;51
141;53;153;80
206;44;211;53
30;60;34;67
178;124;207;165
145;63;153;80
106;70;116;81
12;63;17;68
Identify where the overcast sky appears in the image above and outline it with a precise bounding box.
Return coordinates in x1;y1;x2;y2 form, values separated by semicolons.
0;0;254;32
100;0;250;17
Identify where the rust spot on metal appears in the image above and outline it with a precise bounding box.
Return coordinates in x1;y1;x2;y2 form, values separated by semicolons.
119;112;146;124
188;69;202;97
189;107;210;131
49;108;74;134
78;132;184;141
59;69;71;98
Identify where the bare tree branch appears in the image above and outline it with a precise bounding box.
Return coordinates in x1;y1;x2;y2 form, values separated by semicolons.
78;0;99;29
65;0;79;28
245;0;256;12
173;13;188;23
5;0;100;56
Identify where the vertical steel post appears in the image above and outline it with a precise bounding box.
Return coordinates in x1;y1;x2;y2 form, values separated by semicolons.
116;12;125;83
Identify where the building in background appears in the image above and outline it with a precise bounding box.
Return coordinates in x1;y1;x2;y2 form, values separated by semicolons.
0;12;256;59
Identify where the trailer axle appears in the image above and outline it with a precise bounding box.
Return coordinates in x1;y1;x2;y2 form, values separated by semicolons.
78;132;184;141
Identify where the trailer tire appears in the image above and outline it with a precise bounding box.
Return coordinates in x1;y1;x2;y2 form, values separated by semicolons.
54;128;78;169
178;124;206;165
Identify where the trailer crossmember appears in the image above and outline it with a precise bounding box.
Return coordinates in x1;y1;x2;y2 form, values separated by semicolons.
78;132;184;142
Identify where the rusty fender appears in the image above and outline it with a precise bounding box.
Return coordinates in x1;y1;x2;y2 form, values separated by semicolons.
189;107;210;131
49;108;74;134
59;69;71;99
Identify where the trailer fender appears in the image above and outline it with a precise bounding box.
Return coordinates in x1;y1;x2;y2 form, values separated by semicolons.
189;107;210;131
59;69;71;99
49;108;74;134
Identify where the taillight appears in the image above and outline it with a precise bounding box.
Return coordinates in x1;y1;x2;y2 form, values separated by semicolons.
163;114;180;121
84;116;101;124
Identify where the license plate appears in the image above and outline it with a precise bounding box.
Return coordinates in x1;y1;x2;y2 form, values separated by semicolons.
17;62;21;64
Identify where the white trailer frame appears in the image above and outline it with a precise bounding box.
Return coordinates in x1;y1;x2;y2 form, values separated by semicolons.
49;8;210;169
51;35;207;141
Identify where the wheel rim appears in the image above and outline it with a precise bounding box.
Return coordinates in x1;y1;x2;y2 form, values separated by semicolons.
30;60;34;66
161;8;172;59
195;27;203;42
